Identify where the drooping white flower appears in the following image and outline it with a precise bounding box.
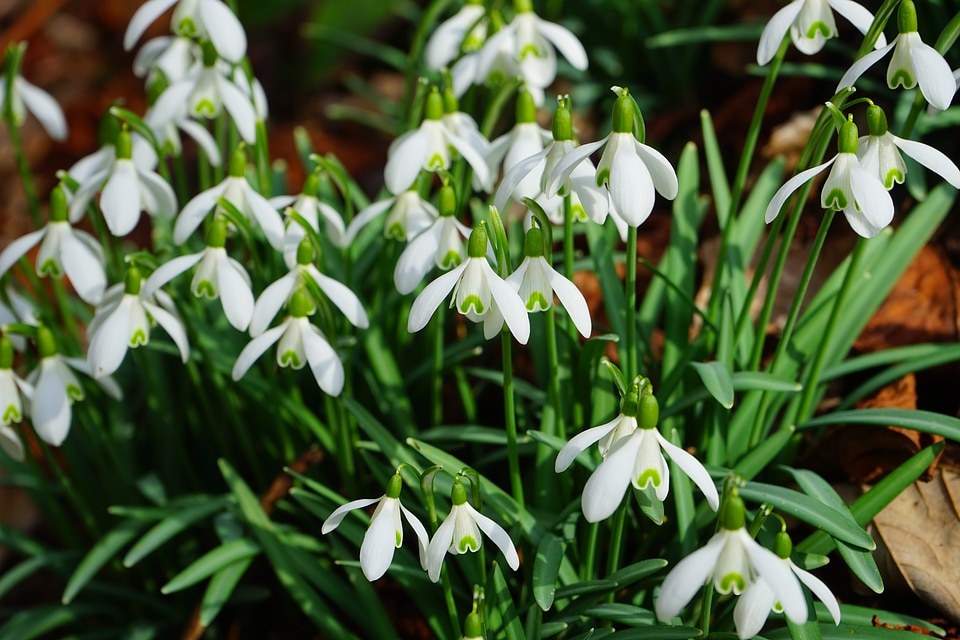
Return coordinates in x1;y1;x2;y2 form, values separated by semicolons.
507;226;591;338
68;128;177;237
487;90;552;201
757;0;886;66
0;43;67;141
232;288;345;396
149;42;257;144
656;492;807;633
86;269;190;379
269;171;348;265
393;186;471;295
0;288;36;353
384;88;491;194
425;1;487;71
766;118;894;238
836;0;955;111
556;387;718;522
858;104;960;190
174;146;284;249
547;88;677;235
495;95;609;224
248;238;368;337
142;218;254;331
0;336;30;461
475;0;588;106
407;222;530;344
321;473;430;582
0;187;106;305
426;479;520;582
26;326;122;446
733;531;841;639
345;189;438;247
124;0;247;64
133;36;199;84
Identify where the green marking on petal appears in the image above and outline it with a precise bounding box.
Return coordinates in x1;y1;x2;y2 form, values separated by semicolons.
280;351;302;368
440;251;462;270
526;291;550;312
194;99;217;117
596;167;610;187
520;43;542;60
38;259;62;278
889;68;915;89
572;204;588;221
719;573;746;594
386;223;406;240
129;329;148;348
637;468;661;489
66;384;84;402
464;33;484;51
824;188;847;210
884;168;904;189
395;531;402;547
806;21;831;39
459;294;484;314
176;17;198;37
194;279;217;299
3;405;20;423
457;535;479;553
486;71;505;85
427;153;445;171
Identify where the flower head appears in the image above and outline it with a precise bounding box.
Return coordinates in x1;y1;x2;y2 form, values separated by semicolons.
393;185;470;295
124;0;247;64
407;222;530;344
345;189;438;247
270;171;348;265
836;0;955;111
0;337;29;461
486;90;551;200
656;491;807;636
425;0;487;71
766;117;894;238
322;473;430;581
758;0;886;65
426;478;520;582
0;43;67;141
86;267;190;378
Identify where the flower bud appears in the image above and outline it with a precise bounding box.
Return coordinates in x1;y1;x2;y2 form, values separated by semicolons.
438;184;457;218
463;611;483;639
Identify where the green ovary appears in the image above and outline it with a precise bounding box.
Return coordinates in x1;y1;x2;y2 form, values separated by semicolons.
459;295;484;314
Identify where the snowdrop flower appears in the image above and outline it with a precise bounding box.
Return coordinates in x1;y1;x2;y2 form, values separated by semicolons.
133;36;198;85
547;87;677;234
407;221;530;344
393;184;470;295
322;473;429;581
556;386;718;522
0;43;67;141
757;0;886;66
384;88;491;194
476;0;587;106
68;128;177;237
87;268;190;379
0;337;29;461
427;478;520;582
345;189;438;246
858;104;960;190
734;531;841;639
143;73;221;166
496;95;609;224
655;491;807;634
150;41;257;144
124;0;247;64
249;238;368;338
27;326;121;446
836;0;955;111
232;288;345;395
766;117;894;238
487;90;551;201
269;170;348;265
174;146;284;249
425;0;487;71
508;226;591;338
142;218;254;331
0;289;36;353
0;186;106;305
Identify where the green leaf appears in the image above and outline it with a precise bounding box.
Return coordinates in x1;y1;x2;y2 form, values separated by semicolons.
62;519;145;604
824;604;944;635
533;534;565;611
123;495;230;567
198;557;255;627
689;361;734;409
662;371;800;418
799;409;960;441
739;482;875;550
766;623;936;640
491;560;526;640
608;626;702;639
161;538;260;594
633;482;665;525
0;604;117;640
0;552;73;600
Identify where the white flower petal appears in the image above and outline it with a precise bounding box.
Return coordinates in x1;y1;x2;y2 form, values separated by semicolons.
178;118;222;166
198;0;247;63
892;135;960;188
447;131;493;192
59;232;107;304
400;504;431;571
482;262;529;344
385;128;429;194
909;39;957;111
792;563;841;624
495;146;549;212
734;578;778;639
0;424;24;461
302;325;344;396
137;167;178;218
232;323;286;380
33;362;72;446
546;138;606;196
765;157;835;223
88;297;134;378
466;503;520;570
214;75;257;143
309;268;368;329
17;79;67;141
143;300;190;362
321;496;380;533
827;0;886;47
740;529;807;624
217;256;254;331
846;167;893;237
535;16;588;70
360;499;398;580
407;263;467;333
635;142;679;200
581;432;642;523
100;162;142;236
142;253;204;298
655;430;719;511
546;267;591;338
655;533;727;621
0;229;45;278
174;184;224;244
836;41;895;92
244;184;285;249
609;143;655;227
758;1;804;65
249;272;297;337
427;510;458;582
148;78;195;129
555;416;621;472
124;0;177;50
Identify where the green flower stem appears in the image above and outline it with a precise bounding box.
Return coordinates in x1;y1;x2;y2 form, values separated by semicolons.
6;120;41;227
749;209;835;447
501;337;525;508
706;38;786;325
605;504;628;585
581;521;599;581
898;90;927;141
793;237;867;423
326;394;356;494
544;307;565;440
50;278;81;347
440;569;460;637
624;226;638;380
214;114;227;185
700;581;715;636
431;308;444;428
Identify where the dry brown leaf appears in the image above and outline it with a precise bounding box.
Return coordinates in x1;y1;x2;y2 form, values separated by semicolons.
872;469;960;624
